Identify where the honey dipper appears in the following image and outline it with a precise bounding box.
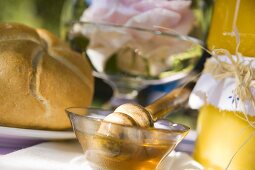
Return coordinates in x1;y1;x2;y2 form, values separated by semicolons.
101;82;194;129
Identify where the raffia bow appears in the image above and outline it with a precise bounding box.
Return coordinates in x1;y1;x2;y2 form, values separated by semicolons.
204;48;255;127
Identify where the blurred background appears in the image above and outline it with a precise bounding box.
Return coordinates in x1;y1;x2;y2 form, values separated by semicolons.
0;0;212;39
0;0;65;36
0;0;213;129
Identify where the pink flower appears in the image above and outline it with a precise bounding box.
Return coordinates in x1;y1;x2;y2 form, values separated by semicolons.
82;0;194;35
75;0;198;76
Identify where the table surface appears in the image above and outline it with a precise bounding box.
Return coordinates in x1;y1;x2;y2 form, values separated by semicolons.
0;140;202;170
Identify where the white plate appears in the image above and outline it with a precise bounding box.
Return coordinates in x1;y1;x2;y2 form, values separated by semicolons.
176;130;197;154
158;151;204;170
0;126;75;151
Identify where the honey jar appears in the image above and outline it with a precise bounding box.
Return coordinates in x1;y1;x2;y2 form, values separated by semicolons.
190;0;255;169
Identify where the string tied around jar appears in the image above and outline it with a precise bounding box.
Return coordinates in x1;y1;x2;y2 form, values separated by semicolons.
204;48;255;128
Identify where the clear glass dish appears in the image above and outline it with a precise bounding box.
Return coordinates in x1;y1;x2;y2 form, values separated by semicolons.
66;107;190;170
68;22;203;107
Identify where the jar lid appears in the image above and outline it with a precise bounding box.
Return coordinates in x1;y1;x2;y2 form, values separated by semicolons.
189;54;255;117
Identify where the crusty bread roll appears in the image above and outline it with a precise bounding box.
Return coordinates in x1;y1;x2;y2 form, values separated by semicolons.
0;23;94;130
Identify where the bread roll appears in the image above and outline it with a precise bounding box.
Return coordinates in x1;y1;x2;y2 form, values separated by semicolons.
0;23;94;130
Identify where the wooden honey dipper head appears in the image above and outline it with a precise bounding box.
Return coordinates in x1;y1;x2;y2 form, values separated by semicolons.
107;103;153;127
96;103;153;140
100;84;193;131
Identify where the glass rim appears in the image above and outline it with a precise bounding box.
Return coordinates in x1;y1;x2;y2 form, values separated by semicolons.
73;21;203;82
70;21;203;45
65;107;190;134
92;69;188;86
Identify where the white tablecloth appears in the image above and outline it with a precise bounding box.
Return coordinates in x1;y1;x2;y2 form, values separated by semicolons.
0;141;203;170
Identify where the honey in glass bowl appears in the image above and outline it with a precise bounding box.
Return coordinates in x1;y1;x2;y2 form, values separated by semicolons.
66;107;189;170
76;130;176;170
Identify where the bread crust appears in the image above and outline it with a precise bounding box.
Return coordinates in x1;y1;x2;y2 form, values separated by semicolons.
0;23;94;130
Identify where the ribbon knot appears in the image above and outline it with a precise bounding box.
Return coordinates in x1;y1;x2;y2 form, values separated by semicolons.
204;48;255;127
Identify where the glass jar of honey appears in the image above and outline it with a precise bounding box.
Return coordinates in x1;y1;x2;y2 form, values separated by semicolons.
191;0;255;169
207;0;255;56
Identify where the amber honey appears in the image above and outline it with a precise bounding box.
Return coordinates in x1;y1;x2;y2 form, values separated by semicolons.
194;105;255;170
207;0;255;56
76;130;176;170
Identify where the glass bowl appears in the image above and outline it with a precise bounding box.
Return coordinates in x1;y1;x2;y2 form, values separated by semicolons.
69;22;203;108
66;107;190;170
